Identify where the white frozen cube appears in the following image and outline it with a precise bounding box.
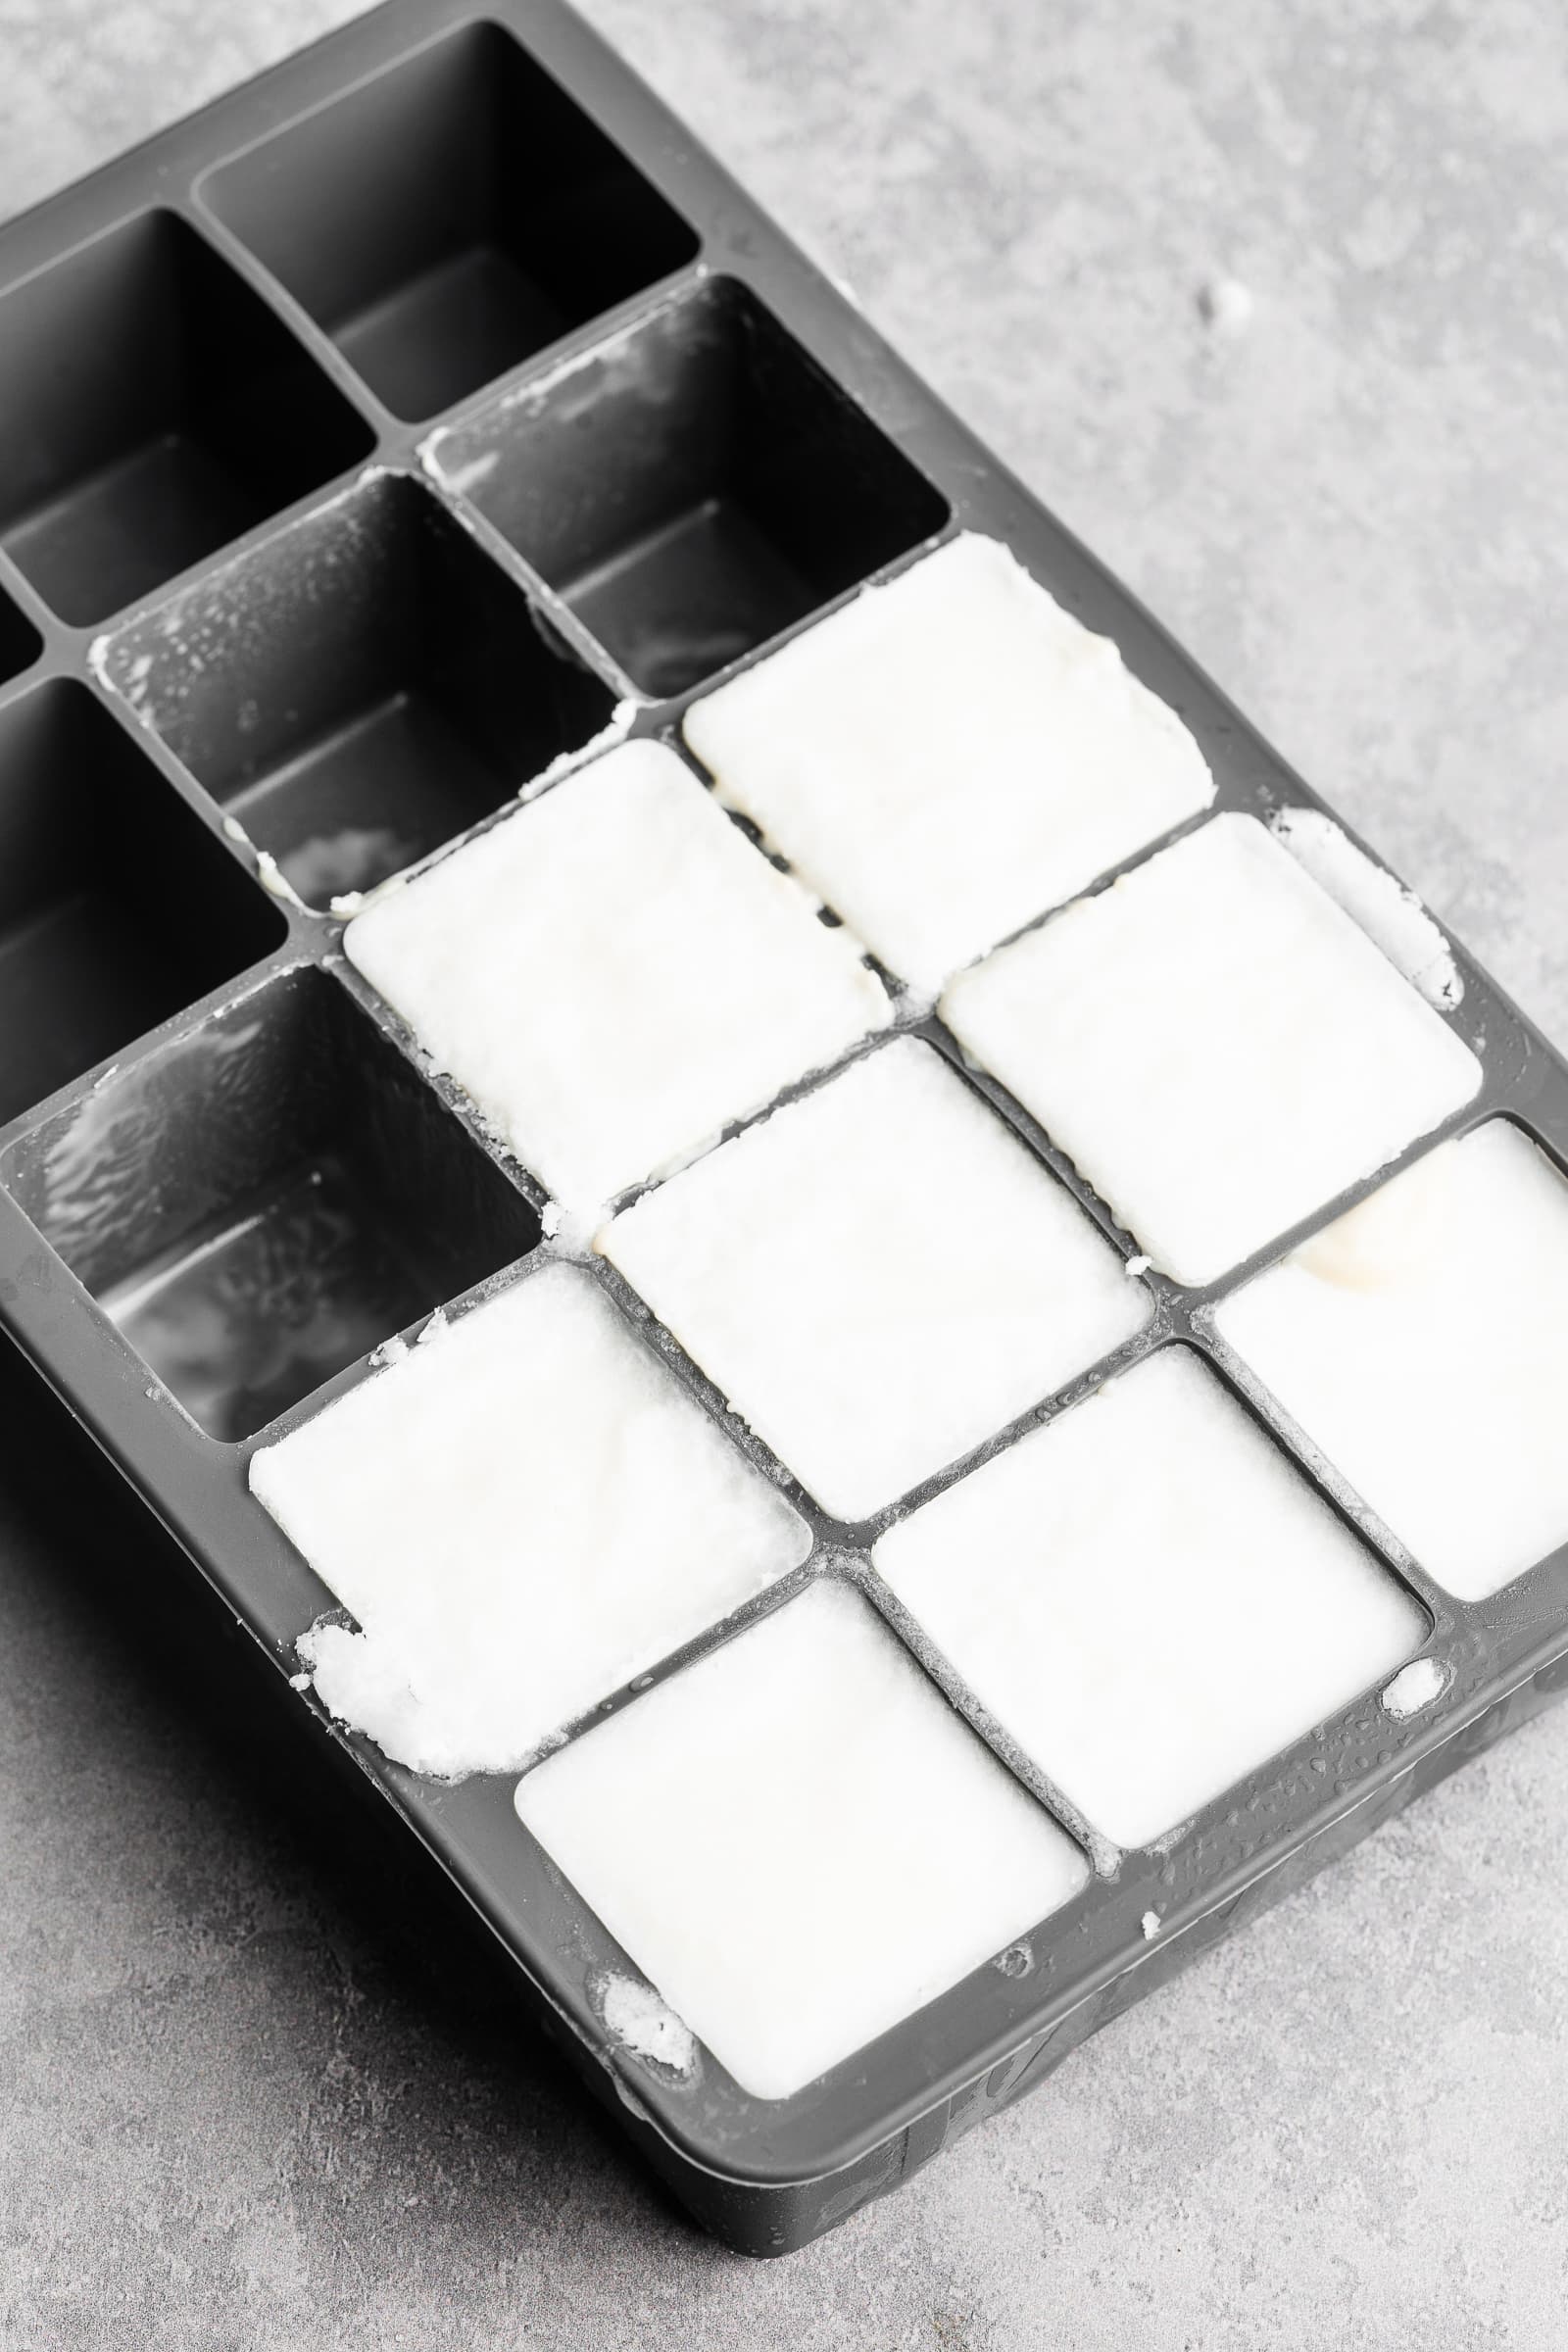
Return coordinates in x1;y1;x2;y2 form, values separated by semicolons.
683;532;1215;993
600;1039;1149;1521
249;1265;810;1776
876;1348;1424;1848
941;814;1481;1285
514;1578;1088;2100
1216;1121;1568;1600
344;739;891;1217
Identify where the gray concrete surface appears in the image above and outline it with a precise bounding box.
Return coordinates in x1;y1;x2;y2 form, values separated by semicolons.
3;1;1568;2343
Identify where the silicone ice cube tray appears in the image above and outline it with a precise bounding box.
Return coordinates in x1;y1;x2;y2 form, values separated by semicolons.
1;0;1565;2257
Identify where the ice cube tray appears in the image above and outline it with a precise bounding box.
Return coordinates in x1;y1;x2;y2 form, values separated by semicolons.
1;0;1565;2258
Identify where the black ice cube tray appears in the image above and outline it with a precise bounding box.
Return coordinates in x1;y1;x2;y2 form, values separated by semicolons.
1;0;1566;2260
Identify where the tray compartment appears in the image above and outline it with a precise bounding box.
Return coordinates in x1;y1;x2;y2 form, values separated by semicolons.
427;278;950;698
0;587;40;685
0;211;372;627
2;966;540;1441
101;472;615;906
204;21;698;422
0;681;285;1128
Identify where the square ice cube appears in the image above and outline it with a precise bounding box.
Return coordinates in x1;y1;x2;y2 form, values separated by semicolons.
249;1264;810;1776
599;1039;1149;1521
941;814;1481;1285
1216;1121;1568;1600
514;1578;1088;2100
344;739;891;1216
875;1348;1424;1848
682;532;1215;993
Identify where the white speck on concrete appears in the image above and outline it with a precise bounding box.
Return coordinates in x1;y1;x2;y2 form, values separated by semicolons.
1198;275;1254;334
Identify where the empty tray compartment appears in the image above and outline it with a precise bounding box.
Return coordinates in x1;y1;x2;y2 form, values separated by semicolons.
101;472;616;907
427;278;951;699
2;966;542;1441
0;211;372;626
203;21;699;423
0;682;284;1128
0;587;40;686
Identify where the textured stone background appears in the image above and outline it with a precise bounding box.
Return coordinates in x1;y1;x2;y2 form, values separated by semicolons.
3;2;1568;2345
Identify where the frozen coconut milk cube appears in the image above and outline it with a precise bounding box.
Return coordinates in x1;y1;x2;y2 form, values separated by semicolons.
941;814;1482;1286
600;1039;1149;1522
344;739;890;1217
514;1578;1088;2100
1216;1122;1568;1600
876;1349;1424;1849
682;532;1215;993
249;1264;809;1776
